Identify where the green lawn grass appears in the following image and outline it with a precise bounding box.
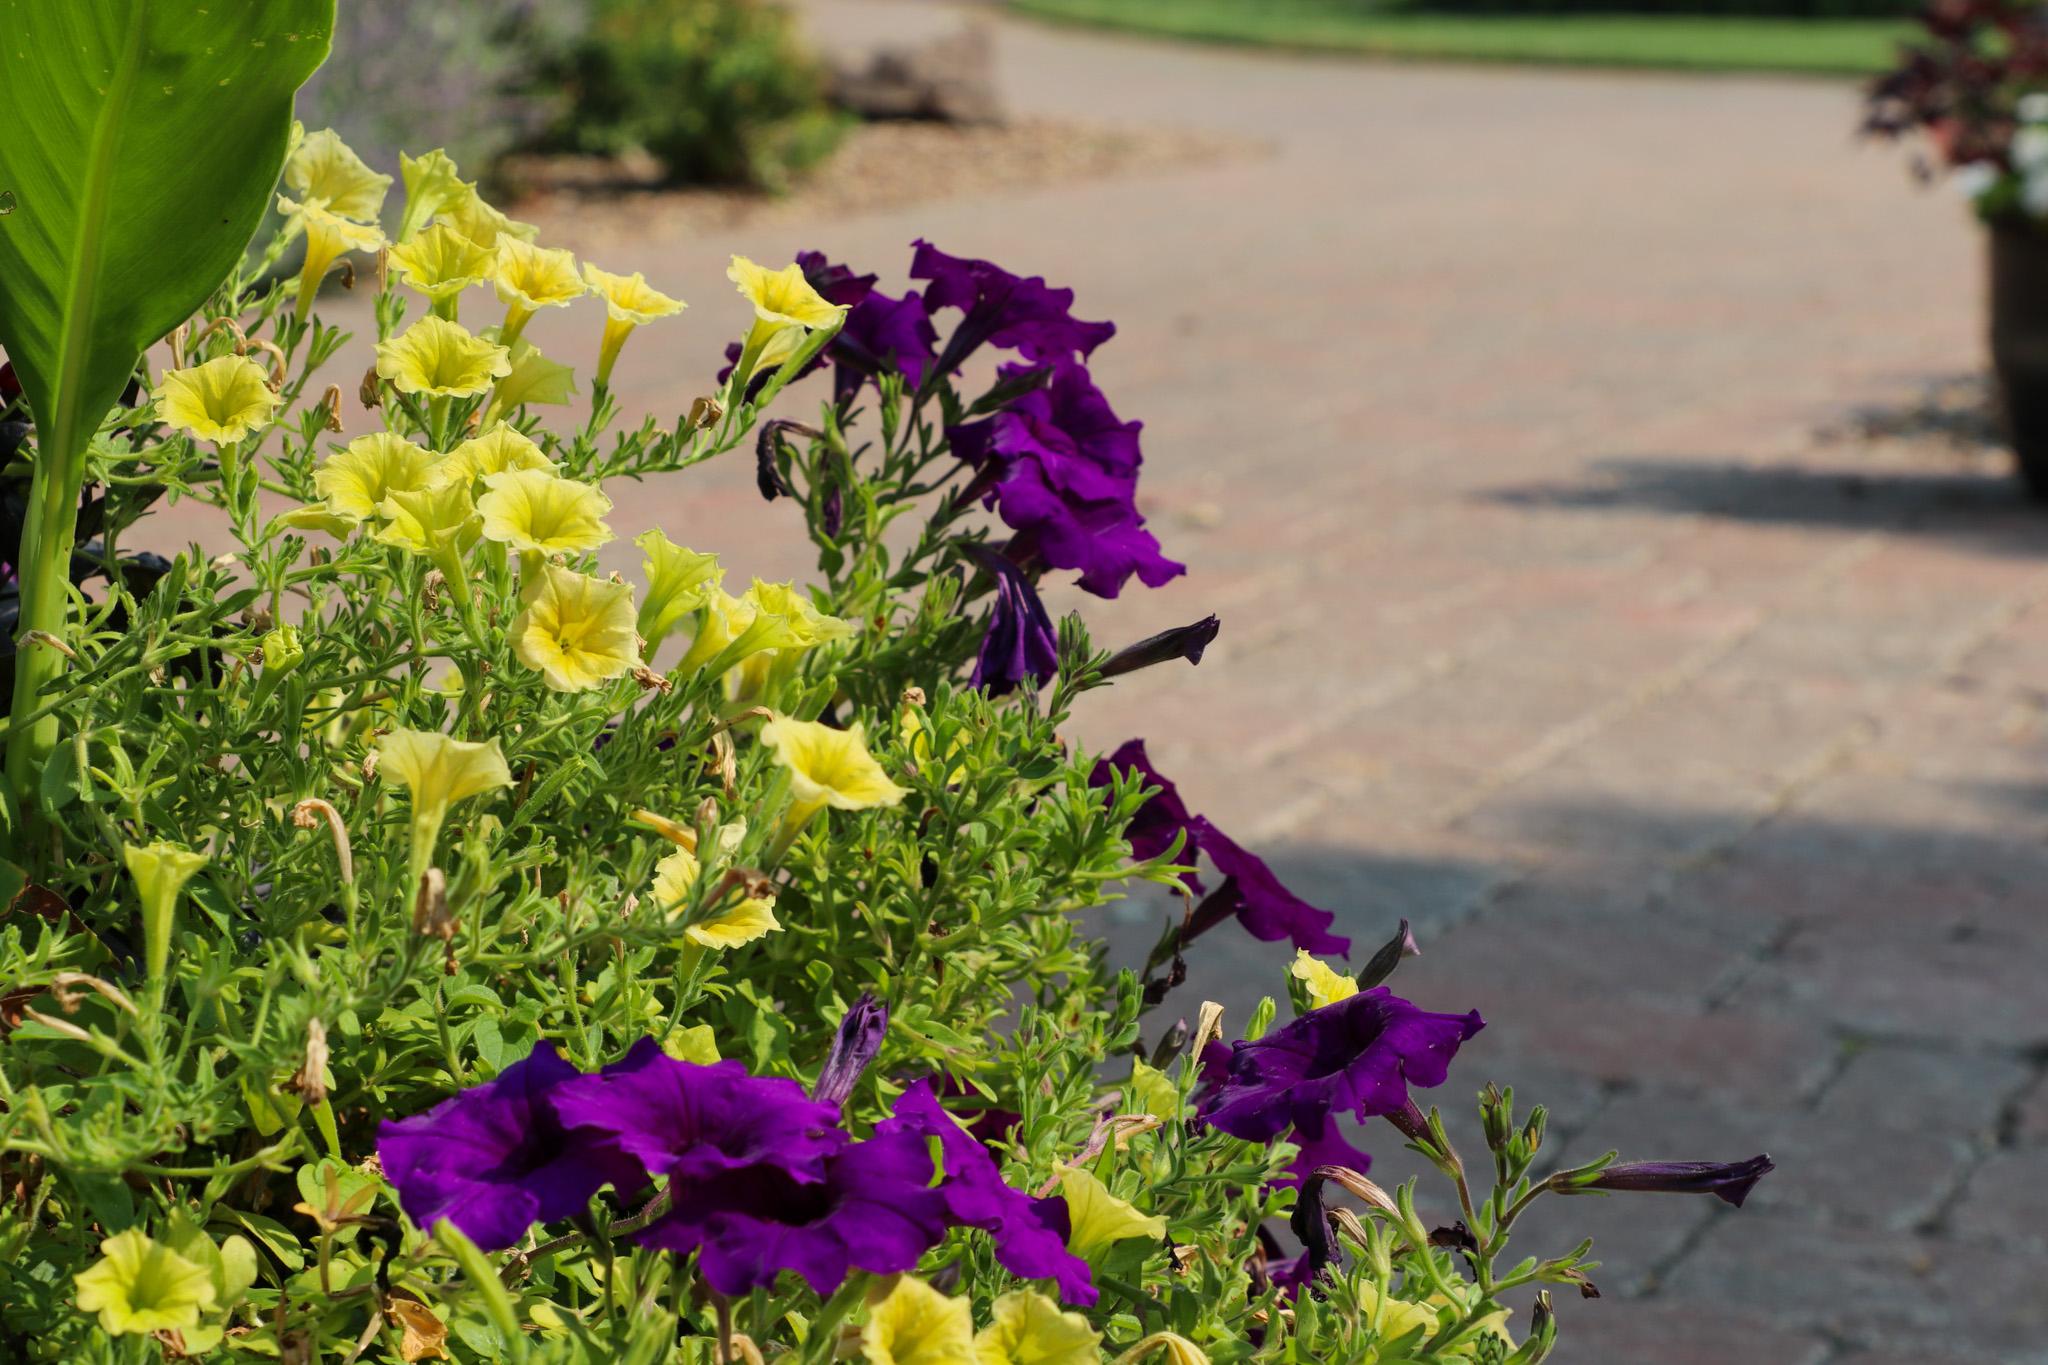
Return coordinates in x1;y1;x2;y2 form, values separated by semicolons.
1009;0;1914;75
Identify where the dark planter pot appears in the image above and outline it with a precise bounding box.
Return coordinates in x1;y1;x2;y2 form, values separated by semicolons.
1989;224;2048;500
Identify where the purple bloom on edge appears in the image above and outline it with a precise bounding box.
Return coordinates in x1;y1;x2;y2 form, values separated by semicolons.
882;1080;1097;1306
640;1128;954;1296
1571;1156;1775;1208
833;289;939;400
1278;1109;1377;1191
1195;988;1485;1145
1088;739;1204;895
962;541;1060;695
376;1041;646;1251
1187;815;1350;958
549;1038;844;1188
912;239;1116;374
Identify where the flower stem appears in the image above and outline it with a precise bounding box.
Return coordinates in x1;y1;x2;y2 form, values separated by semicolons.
4;420;88;823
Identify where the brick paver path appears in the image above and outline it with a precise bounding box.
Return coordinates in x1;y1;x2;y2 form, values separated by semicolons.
165;8;2048;1359
571;15;2046;1362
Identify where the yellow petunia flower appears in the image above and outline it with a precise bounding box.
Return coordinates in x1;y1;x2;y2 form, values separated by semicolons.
397;148;472;243
743;579;856;650
1113;1333;1210;1365
280;195;386;322
123;842;207;983
1354;1285;1512;1360
761;715;908;842
1057;1165;1166;1261
476;468;613;556
650;844;780;950
74;1229;218;1338
376;481;481;598
376;728;512;881
314;432;438;523
1125;1058;1179;1122
1290;950;1359;1011
492;238;585;347
485;339;578;424
635;530;723;654
439;183;538;251
376;316;512;399
862;1277;974;1365
678;589;792;678
155;354;280;445
388;223;495;313
973;1290;1101;1365
727;255;847;372
583;262;685;386
426;424;558;495
283;126;391;223
511;563;642;692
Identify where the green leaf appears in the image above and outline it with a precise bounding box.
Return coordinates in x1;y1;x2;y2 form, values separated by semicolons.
0;0;332;803
0;1;331;441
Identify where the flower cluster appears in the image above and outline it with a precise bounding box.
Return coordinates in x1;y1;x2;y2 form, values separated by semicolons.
378;1006;1097;1304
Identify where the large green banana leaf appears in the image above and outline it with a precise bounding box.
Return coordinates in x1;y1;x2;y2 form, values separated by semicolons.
0;0;333;815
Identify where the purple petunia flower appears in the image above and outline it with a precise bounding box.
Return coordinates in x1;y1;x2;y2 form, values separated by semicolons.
949;361;1143;503
996;465;1185;600
962;541;1060;695
882;1080;1097;1306
376;1042;647;1251
550;1038;845;1189
812;993;889;1110
639;1128;954;1296
1195;988;1485;1145
1571;1156;1776;1207
1089;743;1349;954
1187;816;1350;958
833;289;939;400
912;240;1115;375
1278;1109;1377;1190
1089;739;1205;895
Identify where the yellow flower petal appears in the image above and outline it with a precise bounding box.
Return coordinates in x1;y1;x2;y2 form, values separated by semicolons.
650;845;781;949
375;317;512;399
727;255;846;331
426;424;557;495
274;502;358;539
742;580;855;649
376;728;512;873
511;563;642;692
1057;1165;1165;1261
439;183;538;251
1116;1333;1210;1365
493;238;585;313
1125;1058;1179;1121
584;263;686;325
489;339;578;414
1290;950;1359;1011
862;1277;974;1365
973;1290;1101;1365
280;195;387;320
376;481;480;559
664;1023;721;1064
74;1229;217;1338
583;263;687;386
636;530;723;648
398;148;472;242
283;127;391;222
155;355;280;444
477;469;614;555
761;715;909;813
314;432;437;522
389;224;495;305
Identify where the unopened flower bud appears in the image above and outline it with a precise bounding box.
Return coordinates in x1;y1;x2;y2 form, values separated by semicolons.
1565;1155;1775;1207
688;395;723;430
1099;615;1220;680
1313;1164;1400;1221
812;992;888;1109
288;1017;330;1105
1480;1083;1514;1154
260;625;304;678
1357;917;1421;990
1288;1169;1340;1285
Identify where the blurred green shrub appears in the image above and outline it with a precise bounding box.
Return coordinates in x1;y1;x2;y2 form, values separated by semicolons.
298;0;585;185
532;0;846;190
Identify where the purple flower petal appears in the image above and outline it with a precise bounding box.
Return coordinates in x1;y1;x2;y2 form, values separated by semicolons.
963;541;1060;695
1195;988;1485;1144
882;1081;1097;1305
1089;740;1205;895
376;1042;646;1251
1189;816;1350;958
911;240;1115;372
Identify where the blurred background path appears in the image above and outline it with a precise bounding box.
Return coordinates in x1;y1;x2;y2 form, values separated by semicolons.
173;3;2048;1356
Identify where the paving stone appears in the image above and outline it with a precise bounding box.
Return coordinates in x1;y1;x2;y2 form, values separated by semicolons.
1949;1148;2048;1252
1816;1043;2033;1141
1553;1303;1829;1365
